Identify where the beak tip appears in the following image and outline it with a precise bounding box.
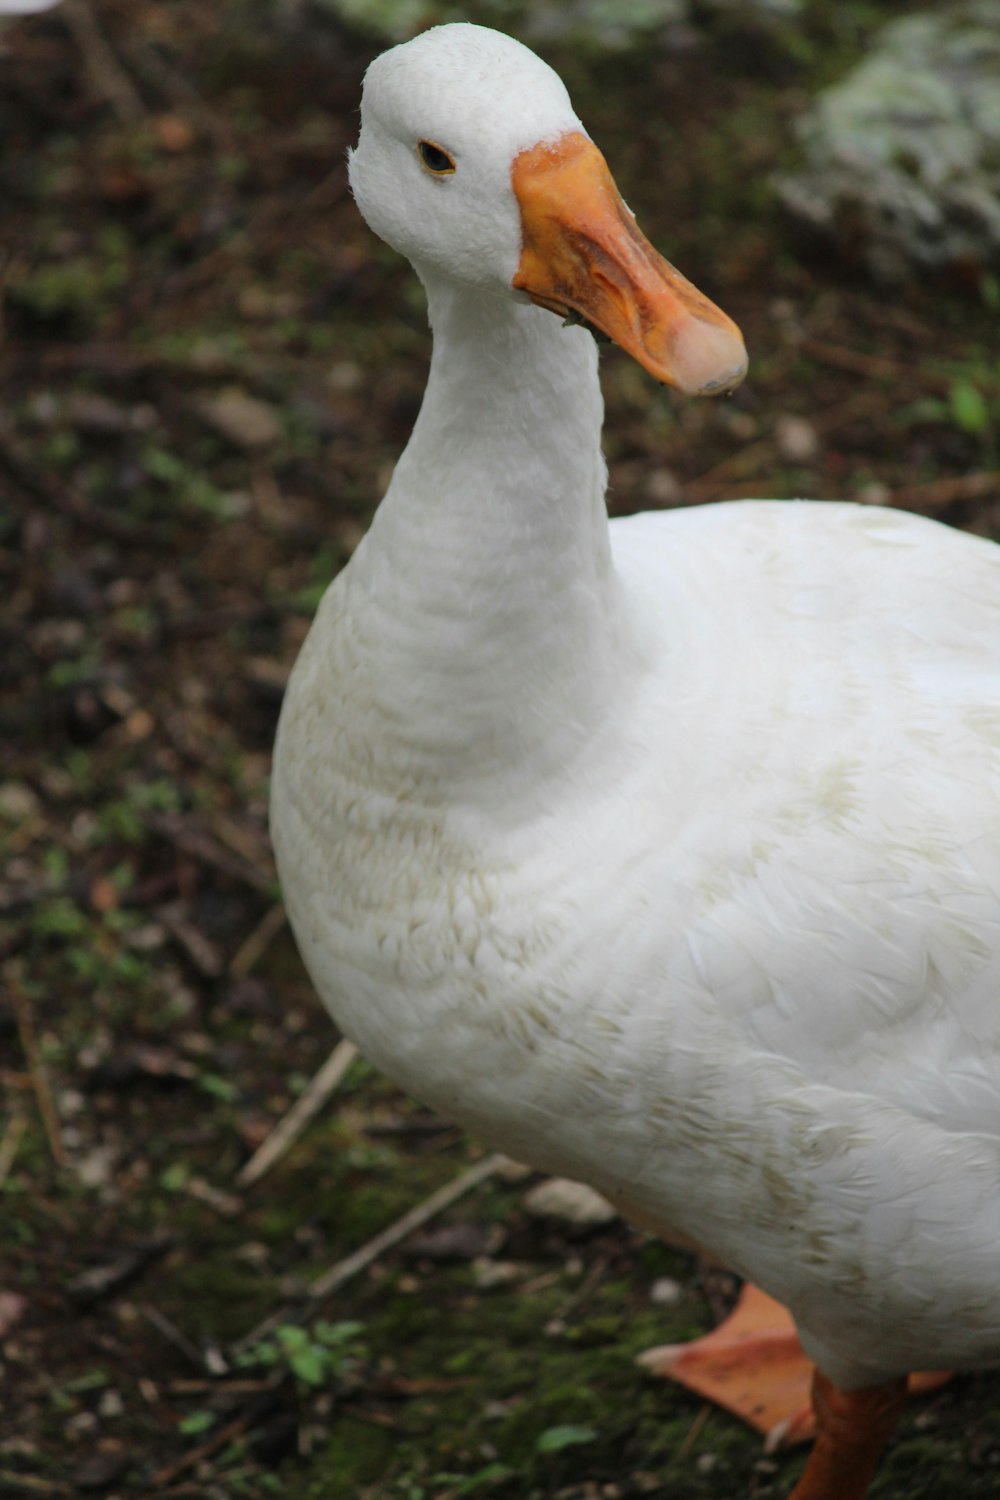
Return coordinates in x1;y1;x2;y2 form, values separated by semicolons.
694;354;749;397
669;317;748;398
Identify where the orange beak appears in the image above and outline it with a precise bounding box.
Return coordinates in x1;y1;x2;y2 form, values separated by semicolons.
512;132;747;397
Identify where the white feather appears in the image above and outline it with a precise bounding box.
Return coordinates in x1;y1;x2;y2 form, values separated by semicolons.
0;0;60;14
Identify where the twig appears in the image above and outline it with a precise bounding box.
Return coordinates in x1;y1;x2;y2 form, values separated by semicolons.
229;901;286;978
148;1408;257;1487
157;903;224;979
123;34;232;148
797;337;950;392
688;392;880;500
0;1111;27;1187
311;1150;507;1300
891;470;1000;512
0;1472;69;1496
143;812;273;895
208;814;273;876
678;1402;712;1460
0;425;145;543
234;1152;508;1354
237;1038;358;1189
141;1304;211;1373
61;0;146;125
7;973;66;1168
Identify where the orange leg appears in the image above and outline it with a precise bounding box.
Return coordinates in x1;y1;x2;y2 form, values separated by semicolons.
787;1369;906;1500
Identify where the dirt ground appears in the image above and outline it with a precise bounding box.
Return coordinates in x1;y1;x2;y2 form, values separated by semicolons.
1;3;999;1498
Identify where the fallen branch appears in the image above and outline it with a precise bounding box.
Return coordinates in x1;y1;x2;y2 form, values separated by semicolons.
141;1303;212;1373
237;1038;358;1189
0;1111;27;1187
0;1471;69;1496
7;972;66;1169
233;1151;508;1355
890;470;1000;512
0;426;144;543
143;812;273;895
229;901;286;979
61;0;146;125
797;336;950;391
148;1408;258;1488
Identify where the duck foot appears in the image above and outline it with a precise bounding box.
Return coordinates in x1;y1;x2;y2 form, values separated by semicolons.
638;1283;950;1450
638;1284;816;1447
786;1370;906;1500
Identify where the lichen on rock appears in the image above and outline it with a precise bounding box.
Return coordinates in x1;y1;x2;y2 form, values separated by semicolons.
777;1;1000;281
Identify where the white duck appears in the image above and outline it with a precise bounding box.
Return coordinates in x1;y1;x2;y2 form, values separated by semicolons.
271;23;1000;1500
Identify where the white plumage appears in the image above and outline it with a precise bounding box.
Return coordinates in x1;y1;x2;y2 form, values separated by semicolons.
271;22;1000;1494
0;1;60;14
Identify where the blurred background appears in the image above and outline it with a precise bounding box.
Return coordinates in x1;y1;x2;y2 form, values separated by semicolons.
1;2;998;1497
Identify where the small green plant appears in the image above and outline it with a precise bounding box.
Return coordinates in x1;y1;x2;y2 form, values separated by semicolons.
535;1423;598;1454
948;378;990;438
236;1320;366;1390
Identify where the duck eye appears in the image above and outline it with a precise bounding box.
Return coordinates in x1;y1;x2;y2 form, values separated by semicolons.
417;140;456;176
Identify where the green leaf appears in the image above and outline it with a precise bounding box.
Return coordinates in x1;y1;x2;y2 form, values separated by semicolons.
536;1424;598;1454
277;1325;328;1386
949;380;989;436
180;1409;216;1435
315;1319;365;1347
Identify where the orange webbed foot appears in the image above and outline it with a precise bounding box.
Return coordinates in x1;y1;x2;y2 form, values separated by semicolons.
638;1284;816;1448
639;1283;950;1452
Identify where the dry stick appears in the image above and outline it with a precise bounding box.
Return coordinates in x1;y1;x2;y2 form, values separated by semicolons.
140;1304;210;1374
310;1150;507;1300
234;1151;508;1354
229;901;286;979
0;1471;69;1496
8;975;66;1169
892;470;1000;512
0;426;144;543
149;1408;260;1488
687;391;880;500
61;0;146;125
0;1113;27;1187
237;1038;359;1189
677;1402;712;1460
142;812;273;895
797;336;951;391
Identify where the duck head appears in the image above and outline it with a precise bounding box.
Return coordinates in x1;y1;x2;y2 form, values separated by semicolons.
349;23;747;398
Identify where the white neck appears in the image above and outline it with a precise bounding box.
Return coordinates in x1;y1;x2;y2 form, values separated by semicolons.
344;272;631;798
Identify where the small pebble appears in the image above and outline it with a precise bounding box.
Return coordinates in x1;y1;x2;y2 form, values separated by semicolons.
775;413;820;463
856;480;891;506
649;1275;683;1306
471;1257;522;1290
522;1177;618;1227
98;1389;124;1419
199;388;282;449
0;783;39;823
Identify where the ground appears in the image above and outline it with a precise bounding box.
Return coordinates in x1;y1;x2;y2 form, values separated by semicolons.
1;3;999;1498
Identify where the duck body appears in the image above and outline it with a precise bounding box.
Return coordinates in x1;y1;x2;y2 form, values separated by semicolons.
271;23;1000;1487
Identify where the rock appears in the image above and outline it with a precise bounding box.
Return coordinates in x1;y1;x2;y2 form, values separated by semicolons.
71;1447;129;1491
522;1176;618;1227
314;0;690;49
774;414;819;463
0;782;40;822
199;387;282;448
471;1257;523;1289
778;2;1000;281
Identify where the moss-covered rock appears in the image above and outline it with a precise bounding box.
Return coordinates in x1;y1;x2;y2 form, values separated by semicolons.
777;1;1000;280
